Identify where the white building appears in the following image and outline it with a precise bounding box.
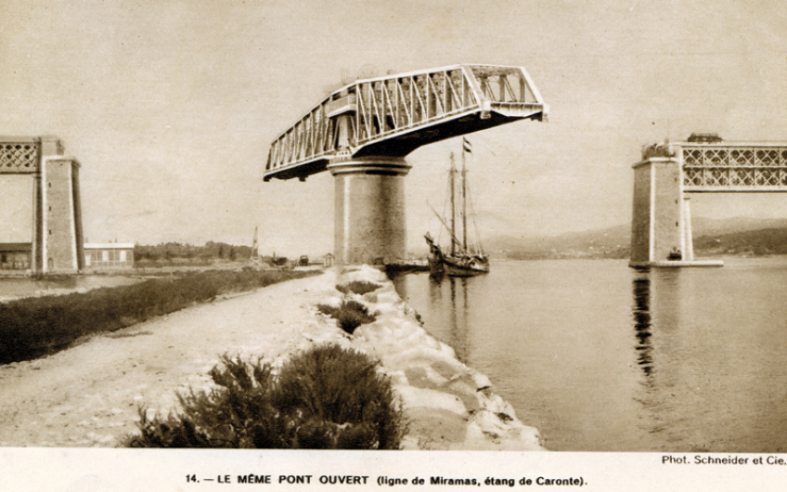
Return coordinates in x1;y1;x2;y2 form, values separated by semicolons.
84;243;135;270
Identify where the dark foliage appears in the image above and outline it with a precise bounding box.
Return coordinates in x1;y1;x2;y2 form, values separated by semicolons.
125;355;285;448
316;300;377;334
693;228;787;256
134;242;253;262
0;269;317;364
335;281;381;296
123;345;405;449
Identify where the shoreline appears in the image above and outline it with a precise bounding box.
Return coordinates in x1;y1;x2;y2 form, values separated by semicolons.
342;266;544;450
0;266;543;450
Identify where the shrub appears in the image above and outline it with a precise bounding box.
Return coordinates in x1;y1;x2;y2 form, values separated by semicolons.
336;281;381;296
123;344;405;449
316;300;376;334
124;355;284;448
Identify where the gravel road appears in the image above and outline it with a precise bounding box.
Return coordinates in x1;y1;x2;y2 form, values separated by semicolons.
0;272;337;447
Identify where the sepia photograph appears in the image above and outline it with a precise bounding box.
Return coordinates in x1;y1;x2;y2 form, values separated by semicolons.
1;0;786;490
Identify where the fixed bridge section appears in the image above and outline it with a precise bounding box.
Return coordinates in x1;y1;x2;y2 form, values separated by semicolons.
630;138;787;268
264;64;548;182
681;143;787;192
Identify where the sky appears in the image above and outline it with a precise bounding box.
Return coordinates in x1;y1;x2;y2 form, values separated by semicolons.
1;0;786;257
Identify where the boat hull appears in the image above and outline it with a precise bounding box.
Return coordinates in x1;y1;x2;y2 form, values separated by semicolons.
442;256;489;277
428;251;489;277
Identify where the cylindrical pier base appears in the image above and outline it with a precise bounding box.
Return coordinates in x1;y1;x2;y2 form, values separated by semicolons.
328;156;411;266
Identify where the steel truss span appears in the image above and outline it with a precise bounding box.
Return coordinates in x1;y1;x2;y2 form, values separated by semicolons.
264;64;548;181
642;141;787;193
682;144;787;192
0;139;40;174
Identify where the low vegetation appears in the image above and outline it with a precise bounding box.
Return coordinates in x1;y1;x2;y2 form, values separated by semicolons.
123;344;405;449
316;300;377;334
336;280;381;296
0;269;317;364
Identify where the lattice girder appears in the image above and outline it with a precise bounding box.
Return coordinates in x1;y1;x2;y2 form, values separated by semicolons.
265;64;548;181
642;142;787;192
0;139;40;174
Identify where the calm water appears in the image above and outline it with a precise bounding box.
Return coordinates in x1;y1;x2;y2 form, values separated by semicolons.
0;275;140;302
394;257;787;452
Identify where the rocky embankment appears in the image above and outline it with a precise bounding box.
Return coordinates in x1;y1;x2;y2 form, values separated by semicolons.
337;266;544;450
0;266;543;450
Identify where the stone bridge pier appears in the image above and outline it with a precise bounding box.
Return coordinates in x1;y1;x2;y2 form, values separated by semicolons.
0;136;84;275
328;156;411;266
630;152;695;266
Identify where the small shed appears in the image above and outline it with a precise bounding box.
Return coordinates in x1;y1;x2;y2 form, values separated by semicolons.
323;253;335;267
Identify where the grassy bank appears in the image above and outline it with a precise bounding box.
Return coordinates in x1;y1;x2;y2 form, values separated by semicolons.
0;269;319;364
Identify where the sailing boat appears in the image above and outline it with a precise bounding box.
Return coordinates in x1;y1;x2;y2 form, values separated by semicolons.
425;138;490;277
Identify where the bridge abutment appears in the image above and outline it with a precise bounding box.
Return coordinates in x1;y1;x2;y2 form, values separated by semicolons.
1;136;84;275
629;146;720;268
40;155;84;274
630;155;692;267
328;156;411;266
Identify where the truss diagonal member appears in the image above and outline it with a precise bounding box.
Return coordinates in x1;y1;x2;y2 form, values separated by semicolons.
264;64;548;181
677;142;787;192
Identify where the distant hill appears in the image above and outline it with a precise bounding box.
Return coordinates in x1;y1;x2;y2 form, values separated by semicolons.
488;225;630;260
692;217;787;237
487;218;787;259
694;227;787;256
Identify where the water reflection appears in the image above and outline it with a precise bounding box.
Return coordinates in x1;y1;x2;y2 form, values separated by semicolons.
631;275;653;377
390;274;408;301
631;269;683;379
630;267;687;448
390;273;473;364
449;277;469;362
425;274;470;363
397;259;787;451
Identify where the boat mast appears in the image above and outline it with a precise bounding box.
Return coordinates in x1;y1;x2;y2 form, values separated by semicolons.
450;152;457;256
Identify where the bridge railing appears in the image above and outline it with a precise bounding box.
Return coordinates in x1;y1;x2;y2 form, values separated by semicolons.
265;65;545;180
680;143;787;191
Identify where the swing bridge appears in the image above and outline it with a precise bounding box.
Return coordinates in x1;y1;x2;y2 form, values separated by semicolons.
264;64;548;265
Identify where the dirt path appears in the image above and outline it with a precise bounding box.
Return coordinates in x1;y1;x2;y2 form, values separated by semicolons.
0;272;340;447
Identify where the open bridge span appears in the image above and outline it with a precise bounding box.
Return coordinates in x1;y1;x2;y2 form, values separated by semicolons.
264;64;548;265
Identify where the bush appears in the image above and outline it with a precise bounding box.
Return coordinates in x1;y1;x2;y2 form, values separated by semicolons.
123;344;405;449
336;281;381;296
316;300;376;334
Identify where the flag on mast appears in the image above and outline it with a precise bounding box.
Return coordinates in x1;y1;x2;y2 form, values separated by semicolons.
463;137;472;154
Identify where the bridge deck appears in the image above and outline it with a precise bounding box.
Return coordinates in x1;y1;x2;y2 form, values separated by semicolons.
641;141;787;193
264;64;548;181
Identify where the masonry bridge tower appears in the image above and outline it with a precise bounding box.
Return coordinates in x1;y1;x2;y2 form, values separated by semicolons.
0;136;84;275
264;64;548;266
630;134;787;267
